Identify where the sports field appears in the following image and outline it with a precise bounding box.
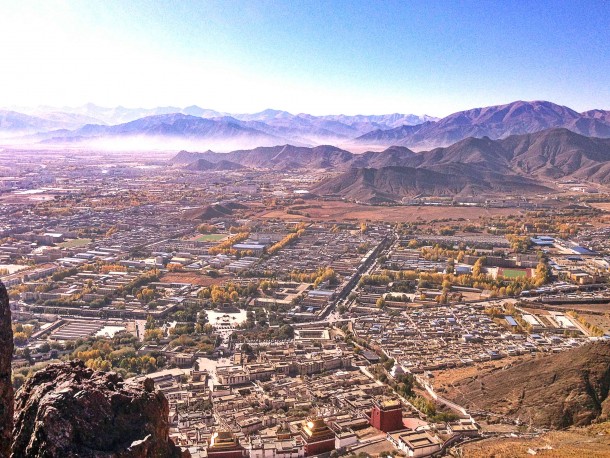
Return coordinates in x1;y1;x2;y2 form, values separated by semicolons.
193;234;226;242
58;238;92;248
500;268;527;278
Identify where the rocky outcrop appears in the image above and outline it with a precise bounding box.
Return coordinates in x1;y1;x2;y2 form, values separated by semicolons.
12;361;188;458
0;282;13;457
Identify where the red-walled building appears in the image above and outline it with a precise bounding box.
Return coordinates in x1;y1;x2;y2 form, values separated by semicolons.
370;398;404;433
299;419;336;456
207;431;247;458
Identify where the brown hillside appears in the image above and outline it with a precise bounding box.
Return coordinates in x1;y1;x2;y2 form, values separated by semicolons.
446;342;610;429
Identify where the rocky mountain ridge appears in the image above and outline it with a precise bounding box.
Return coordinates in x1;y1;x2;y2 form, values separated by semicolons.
356;100;610;149
172;128;610;201
5;100;610;150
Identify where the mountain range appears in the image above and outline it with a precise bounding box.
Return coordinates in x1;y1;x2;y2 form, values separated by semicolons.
0;104;436;147
3;100;610;151
172;128;610;202
355;100;610;149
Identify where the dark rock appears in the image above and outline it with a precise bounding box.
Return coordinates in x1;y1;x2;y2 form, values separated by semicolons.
0;282;13;457
12;360;188;457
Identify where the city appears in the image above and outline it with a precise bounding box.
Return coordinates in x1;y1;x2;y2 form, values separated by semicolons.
2;147;610;457
2;1;610;457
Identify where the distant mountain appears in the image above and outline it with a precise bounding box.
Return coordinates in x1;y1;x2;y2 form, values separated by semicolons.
174;128;610;186
500;128;610;181
311;165;550;202
309;113;438;130
312;128;610;202
355;101;610;149
348;146;418;169
1;104;436;147
171;150;218;164
41;113;286;149
171;144;419;171
45;103;223;125
172;144;355;170
0;110;100;136
582;109;610;124
407;128;610;182
185;158;246;172
5;100;610;151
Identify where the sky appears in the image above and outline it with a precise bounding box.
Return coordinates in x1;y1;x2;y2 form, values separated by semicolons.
1;0;609;117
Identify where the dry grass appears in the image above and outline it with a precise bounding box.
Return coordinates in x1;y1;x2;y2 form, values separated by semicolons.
256;201;519;223
460;424;610;457
431;355;536;393
160;272;224;286
590;202;610;212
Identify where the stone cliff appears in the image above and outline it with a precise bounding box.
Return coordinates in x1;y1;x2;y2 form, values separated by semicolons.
0;281;187;457
0;282;13;457
12;361;187;458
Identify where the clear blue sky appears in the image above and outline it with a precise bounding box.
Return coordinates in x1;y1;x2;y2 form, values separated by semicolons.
2;0;609;116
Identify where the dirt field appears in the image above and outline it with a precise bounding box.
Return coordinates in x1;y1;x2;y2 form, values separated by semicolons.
256;201;522;223
578;312;610;334
533;302;610;313
160;272;224;287
430;355;536;394
590;202;610;212
460;423;610;457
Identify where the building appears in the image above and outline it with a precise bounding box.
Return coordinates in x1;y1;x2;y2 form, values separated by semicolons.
370;398;403;433
388;430;442;458
299;419;335;457
207;431;247;458
248;436;305;458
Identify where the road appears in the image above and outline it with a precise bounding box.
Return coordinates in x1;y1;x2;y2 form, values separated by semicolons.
318;232;396;322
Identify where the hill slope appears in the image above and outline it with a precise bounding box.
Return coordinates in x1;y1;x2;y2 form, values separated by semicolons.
310;128;610;201
445;342;610;429
311;165;550;202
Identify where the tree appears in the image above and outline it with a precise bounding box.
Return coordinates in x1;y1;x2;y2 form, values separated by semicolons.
446;258;455;274
167;263;184;272
197;223;215;234
278;325;294;339
13;332;28;346
376;297;386;308
145;315;156;330
534;261;550;286
137;287;155;303
472;257;486;277
144;328;164;342
442;279;452;291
